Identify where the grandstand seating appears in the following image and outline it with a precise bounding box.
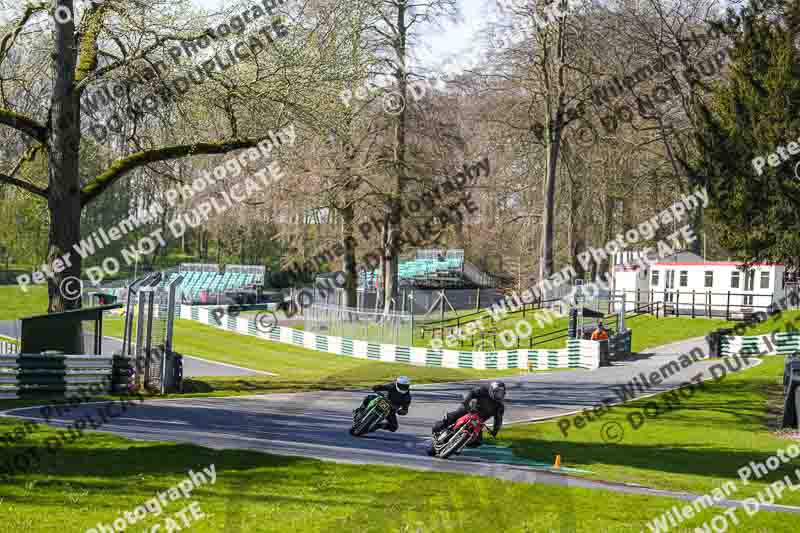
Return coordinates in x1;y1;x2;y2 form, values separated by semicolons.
163;264;265;300
359;249;495;289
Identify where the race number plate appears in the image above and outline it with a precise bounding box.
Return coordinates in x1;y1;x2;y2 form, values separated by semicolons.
376;398;392;414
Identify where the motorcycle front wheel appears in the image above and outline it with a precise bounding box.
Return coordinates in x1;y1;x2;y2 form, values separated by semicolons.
351;409;381;436
438;428;471;459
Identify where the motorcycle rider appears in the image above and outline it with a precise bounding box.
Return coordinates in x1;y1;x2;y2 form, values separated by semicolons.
431;381;506;447
353;376;411;432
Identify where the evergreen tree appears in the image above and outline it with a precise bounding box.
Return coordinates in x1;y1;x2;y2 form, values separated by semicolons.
690;0;800;266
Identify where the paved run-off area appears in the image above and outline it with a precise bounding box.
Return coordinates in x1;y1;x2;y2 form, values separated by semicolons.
5;336;795;515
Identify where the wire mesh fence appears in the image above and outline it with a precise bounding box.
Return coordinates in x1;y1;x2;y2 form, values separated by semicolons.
304;304;413;345
122;272;182;393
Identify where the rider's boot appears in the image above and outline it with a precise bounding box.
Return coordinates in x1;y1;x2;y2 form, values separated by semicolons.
432;417;451;442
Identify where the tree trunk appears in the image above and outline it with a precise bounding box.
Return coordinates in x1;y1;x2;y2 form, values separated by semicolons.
568;179;585;279
383;0;408;315
341;204;358;308
47;0;82;350
599;192;613;281
381;211;398;313
539;136;560;281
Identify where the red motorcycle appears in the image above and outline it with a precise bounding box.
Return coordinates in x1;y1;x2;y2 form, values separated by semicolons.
427;411;487;459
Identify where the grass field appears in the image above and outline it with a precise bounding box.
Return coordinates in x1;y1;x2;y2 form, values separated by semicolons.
2;294;800;530
500;355;800;506
0;396;793;532
738;309;800;336
0;285;48;320
99;317;521;395
95;312;730;396
416;312;734;352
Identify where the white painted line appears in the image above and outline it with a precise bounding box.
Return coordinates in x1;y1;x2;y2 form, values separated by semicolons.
114;417;190;425
182;354;278;376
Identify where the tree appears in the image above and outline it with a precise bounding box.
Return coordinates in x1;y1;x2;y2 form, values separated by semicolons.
0;0;364;310
690;0;800;265
361;0;458;313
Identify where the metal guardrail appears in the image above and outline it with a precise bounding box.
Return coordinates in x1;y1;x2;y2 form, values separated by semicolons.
783;355;800;429
0;354;130;399
0;340;18;354
612;289;799;320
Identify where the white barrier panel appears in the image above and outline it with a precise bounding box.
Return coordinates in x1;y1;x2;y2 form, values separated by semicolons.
721;334;778;356
328;336;342;355
180;305;601;371
441;350;459;369
353;340;368;359
411;347;427;366
380;344;395;363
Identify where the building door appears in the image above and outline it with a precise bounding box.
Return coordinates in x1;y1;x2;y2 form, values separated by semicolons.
665;270;675;303
744;269;755;306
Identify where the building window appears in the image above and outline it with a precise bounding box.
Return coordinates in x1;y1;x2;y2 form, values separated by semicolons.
761;271;770;289
704;271;713;288
731;271;740;289
679;271;688;287
652;270;659;286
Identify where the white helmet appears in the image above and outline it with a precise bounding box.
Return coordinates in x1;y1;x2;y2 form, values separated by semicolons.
396;376;411;393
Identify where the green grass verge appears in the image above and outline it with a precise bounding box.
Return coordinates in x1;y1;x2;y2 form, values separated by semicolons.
0;285;48;320
737;309;800;336
0;404;793;532
500;355;800;505
625;315;733;352
100;318;520;395
417;312;733;352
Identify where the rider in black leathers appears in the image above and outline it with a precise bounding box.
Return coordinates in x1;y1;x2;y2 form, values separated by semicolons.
354;376;411;432
432;381;505;447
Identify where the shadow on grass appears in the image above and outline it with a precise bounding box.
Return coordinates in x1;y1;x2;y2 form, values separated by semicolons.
0;441;391;514
505;367;792;485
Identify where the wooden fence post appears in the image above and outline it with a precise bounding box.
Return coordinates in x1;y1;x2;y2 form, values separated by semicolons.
726;291;731;321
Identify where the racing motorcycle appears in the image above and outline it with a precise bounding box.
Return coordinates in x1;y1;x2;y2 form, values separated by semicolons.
427;411;487;459
349;392;393;436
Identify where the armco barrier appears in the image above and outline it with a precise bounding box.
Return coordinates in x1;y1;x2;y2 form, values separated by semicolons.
0;354;131;399
181;305;601;371
609;330;632;355
0;340;18;354
720;332;800;357
783;355;800;429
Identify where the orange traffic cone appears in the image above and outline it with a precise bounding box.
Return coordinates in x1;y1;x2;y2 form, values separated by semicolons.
553;455;562;469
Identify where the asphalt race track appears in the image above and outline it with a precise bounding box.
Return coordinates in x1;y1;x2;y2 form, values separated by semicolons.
5;336;799;513
0;320;268;377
